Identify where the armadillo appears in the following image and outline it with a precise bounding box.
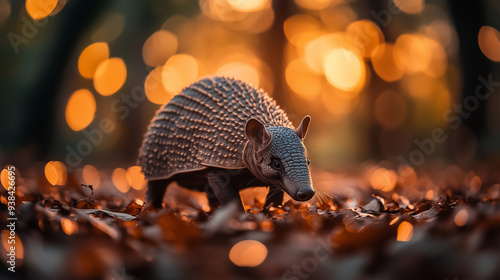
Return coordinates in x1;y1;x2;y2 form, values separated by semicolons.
138;76;314;210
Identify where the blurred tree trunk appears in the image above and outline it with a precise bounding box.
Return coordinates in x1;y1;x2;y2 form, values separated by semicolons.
1;1;110;163
447;0;489;156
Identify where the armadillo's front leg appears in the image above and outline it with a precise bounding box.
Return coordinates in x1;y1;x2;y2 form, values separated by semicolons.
147;179;171;208
206;170;243;210
264;187;284;209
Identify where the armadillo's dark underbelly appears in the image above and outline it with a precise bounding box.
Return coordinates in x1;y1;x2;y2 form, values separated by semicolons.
165;167;264;192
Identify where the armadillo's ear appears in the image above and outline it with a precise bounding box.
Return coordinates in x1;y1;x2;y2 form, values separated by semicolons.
295;115;311;140
245;118;271;151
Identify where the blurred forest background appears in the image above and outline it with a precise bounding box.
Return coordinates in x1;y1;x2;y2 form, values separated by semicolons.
1;0;500;187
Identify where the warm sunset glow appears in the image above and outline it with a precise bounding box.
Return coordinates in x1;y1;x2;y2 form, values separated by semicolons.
93;57;127;96
26;0;57;20
65;89;96;131
78;42;110;79
393;0;424;14
145;66;174;105
304;34;353;74
229;240;268;267
294;0;337;10
478;26;500;62
285;59;322;100
371;43;403;82
370;168;398;192
397;221;414;242
164;54;199;89
142;30;178;67
216;62;260;87
2;230;23;259
112;168;130;193
283;14;322;46
126;166;146;190
346;20;384;58
61;218;78;235
454;209;469;227
320;87;359;116
82;165;100;189
324;48;365;92
394;34;432;74
424;38;447;78
374;90;408;130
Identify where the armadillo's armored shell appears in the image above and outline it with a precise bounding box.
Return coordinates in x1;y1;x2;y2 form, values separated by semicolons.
138;76;293;180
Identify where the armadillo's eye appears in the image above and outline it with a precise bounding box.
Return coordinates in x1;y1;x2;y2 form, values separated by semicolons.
307;159;311;166
271;159;282;170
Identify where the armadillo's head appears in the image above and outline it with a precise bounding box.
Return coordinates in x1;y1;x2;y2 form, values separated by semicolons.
243;116;315;202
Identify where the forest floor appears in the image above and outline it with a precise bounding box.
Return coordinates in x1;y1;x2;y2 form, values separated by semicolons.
1;162;500;280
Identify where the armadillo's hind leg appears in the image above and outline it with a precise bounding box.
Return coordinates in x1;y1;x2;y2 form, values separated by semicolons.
264;187;284;210
147;179;171;208
206;171;243;210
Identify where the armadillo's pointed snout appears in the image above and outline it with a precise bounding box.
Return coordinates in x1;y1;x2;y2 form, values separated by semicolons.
296;188;315;201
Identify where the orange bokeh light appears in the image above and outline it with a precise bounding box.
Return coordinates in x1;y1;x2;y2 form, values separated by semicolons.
397;221;414;242
82;165;100;189
78;42;110;79
126;166;146;190
44;161;67;186
26;0;57;20
142;30;178;67
371;43;403;82
1;168;11;190
112;168;130;193
216;62;260;87
2;230;23;259
229;240;268;267
283;14;323;46
346;20;384;58
370;168;398;192
285;59;322;100
145;66;175;105
294;0;338;10
227;0;268;12
0;0;11;26
394;0;424;14
61;218;78;235
320;86;359;116
93;57;127;96
65;89;96;132
164;54;199;89
161;65;184;96
394;34;432;74
454;209;469;227
324;48;366;92
478;26;500;62
304;33;354;74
